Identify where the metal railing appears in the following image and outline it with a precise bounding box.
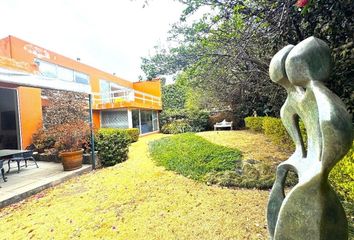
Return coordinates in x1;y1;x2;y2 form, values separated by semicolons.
92;89;161;107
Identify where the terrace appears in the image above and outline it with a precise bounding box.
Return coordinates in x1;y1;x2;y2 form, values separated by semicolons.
0;161;91;208
92;89;162;110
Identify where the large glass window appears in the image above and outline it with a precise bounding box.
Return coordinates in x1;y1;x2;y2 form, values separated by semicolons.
130;110;159;134
152;111;158;131
100;80;110;103
132;110;140;130
101;110;129;128
57;65;74;82
36;59;57;78
99;80;133;103
74;71;90;85
140;110;153;134
36;59;90;85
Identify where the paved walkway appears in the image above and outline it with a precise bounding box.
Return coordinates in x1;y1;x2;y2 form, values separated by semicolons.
0;134;269;239
0;161;91;208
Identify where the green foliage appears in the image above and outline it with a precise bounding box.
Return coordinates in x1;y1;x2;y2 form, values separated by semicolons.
95;129;130;167
245;116;308;151
162;84;187;110
329;142;354;237
244;117;265;132
125;128;140;143
330;142;354;203
149;132;298;190
159;109;209;133
262;117;294;150
141;0;353;123
187;110;209;132
161;120;193;134
149;133;242;181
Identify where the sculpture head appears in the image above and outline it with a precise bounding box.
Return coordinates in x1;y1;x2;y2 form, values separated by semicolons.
285;37;332;87
269;45;294;88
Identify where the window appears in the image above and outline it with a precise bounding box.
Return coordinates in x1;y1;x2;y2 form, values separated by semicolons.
140;110;153;134
74;71;90;85
132;110;140;131
100;80;111;103
35;59;90;85
36;59;57;78
152;111;158;131
101;110;129;128
57;65;74;82
100;80;133;103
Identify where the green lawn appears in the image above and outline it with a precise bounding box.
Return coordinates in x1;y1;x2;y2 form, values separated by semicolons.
0;133;269;239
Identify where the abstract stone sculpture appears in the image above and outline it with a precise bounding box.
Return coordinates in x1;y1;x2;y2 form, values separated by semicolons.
267;36;353;240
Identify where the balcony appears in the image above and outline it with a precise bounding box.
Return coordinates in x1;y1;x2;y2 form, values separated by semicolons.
92;89;162;110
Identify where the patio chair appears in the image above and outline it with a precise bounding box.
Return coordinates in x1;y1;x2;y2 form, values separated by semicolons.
7;149;39;173
0;160;7;182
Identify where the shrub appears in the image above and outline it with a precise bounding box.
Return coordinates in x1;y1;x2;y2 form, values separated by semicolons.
149;133;242;181
95;128;130;166
32;128;56;150
160;109;209;133
262;117;294;150
32;120;90;152
244;117;265;132
125;128;140;143
187;110;209;132
330;141;354;203
161;120;193;134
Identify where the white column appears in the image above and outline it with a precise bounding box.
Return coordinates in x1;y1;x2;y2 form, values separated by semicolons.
127;109;133;128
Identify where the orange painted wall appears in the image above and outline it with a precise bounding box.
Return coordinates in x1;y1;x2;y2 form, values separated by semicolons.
0;36;11;58
4;36;134;92
93;111;100;130
17;87;42;149
133;79;161;97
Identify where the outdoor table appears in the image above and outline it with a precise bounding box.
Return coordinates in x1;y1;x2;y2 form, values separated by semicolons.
0;149;31;174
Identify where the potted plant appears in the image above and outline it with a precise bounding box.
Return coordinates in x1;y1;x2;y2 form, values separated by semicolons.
54;120;90;171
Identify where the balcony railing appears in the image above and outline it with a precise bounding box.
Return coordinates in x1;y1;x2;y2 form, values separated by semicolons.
92;89;161;108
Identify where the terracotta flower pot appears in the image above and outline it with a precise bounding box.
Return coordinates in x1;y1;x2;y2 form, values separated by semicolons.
59;149;84;171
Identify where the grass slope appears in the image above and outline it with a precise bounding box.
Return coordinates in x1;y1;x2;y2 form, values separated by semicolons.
149;133;242;181
0;134;269;239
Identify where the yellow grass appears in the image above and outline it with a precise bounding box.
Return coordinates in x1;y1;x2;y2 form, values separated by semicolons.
0;133;269;239
198;130;290;165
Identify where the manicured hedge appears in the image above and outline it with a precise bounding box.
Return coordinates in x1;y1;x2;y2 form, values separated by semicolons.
125;128;140;143
244;117;265;132
95;129;130;166
262;117;294;150
329;142;354;203
245;116;307;151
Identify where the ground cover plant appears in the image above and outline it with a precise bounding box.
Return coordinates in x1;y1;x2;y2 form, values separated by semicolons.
149;132;297;189
0;134;269;239
149;133;242;181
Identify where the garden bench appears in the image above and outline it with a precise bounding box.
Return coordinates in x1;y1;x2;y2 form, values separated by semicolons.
214;119;233;131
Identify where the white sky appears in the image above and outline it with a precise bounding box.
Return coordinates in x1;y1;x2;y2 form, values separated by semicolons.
0;0;184;82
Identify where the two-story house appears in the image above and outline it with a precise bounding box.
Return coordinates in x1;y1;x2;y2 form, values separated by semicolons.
0;36;162;150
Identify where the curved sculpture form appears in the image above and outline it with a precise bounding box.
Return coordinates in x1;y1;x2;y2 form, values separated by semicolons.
267;36;353;240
